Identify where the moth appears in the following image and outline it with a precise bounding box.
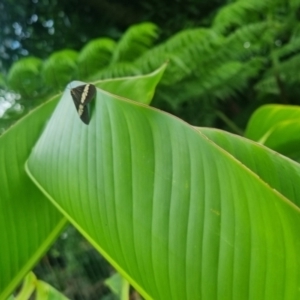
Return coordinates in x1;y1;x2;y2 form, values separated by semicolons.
70;83;96;125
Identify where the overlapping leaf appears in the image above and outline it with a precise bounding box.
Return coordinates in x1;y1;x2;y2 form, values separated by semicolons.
245;104;300;158
26;84;300;299
0;65;166;299
0;96;66;300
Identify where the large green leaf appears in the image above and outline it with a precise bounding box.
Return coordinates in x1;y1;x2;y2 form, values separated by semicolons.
244;104;300;158
0;65;166;299
95;63;167;104
198;127;300;207
0;96;66;300
245;104;300;140
26;83;300;298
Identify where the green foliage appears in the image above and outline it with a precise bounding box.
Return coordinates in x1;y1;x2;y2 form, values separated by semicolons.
1;0;222;72
111;22;159;64
3;0;300;129
43;50;78;91
157;57;264;112
255;52;300;102
3;0;300;298
245;104;300;160
10;272;70;299
290;0;300;9
213;0;272;33
0;65;300;300
0;67;165;300
78;38;116;80
7;57;43;98
135;28;223;84
0;73;6;88
33;226;115;299
90;62;142;81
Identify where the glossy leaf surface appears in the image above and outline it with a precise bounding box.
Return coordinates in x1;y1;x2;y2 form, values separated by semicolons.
27;88;300;299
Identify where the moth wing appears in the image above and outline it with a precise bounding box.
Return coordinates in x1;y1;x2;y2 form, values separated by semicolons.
83;84;96;104
70;86;83;108
71;84;96;105
79;105;90;125
70;84;95;125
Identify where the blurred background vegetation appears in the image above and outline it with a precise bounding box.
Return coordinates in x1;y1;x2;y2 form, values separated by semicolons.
2;0;300;298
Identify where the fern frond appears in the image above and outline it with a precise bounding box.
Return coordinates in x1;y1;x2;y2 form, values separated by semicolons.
42;49;78;91
203;58;264;99
159;58;265;108
281;53;300;83
134;28;222;82
213;0;272;33
90;62;141;80
255;51;300;99
273;36;300;59
160;28;221;52
78;38;116;79
208;22;271;65
176;22;269;82
291;22;300;39
255;76;279;95
7;57;43;98
135;23;269;87
111;22;159;64
225;21;271;46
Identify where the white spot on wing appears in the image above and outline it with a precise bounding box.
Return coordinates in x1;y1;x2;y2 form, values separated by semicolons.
78;104;84;116
81;84;90;103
